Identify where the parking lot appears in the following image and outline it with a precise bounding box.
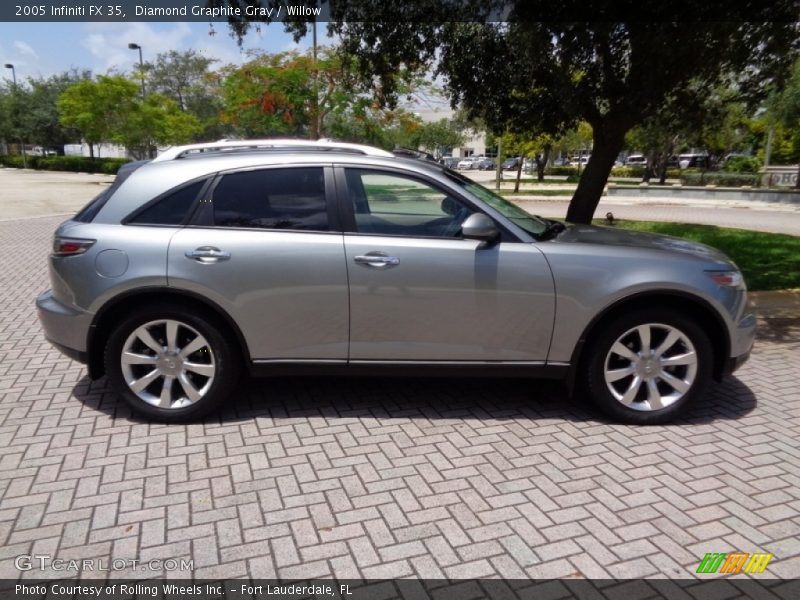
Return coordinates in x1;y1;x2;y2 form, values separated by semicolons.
1;171;799;581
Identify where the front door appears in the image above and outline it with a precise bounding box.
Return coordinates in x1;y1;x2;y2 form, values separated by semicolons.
340;168;554;362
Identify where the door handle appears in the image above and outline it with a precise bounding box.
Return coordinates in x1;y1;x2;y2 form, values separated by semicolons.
354;253;400;268
185;246;231;263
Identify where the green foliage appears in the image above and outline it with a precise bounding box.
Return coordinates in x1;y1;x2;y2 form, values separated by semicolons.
605;220;800;291
144;50;224;140
545;166;580;176
59;75;201;159
724;156;762;173
0;154;129;174
415;119;466;158
679;171;760;187
610;166;646;178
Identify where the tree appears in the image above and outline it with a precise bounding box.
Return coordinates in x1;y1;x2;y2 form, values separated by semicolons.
213;3;799;223
58;76;134;158
144;50;224;140
415;118;466;158
59;75;201;159
24;70;91;153
772;59;800;188
219;47;424;144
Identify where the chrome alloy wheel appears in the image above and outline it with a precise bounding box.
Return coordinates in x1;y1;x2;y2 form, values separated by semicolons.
120;319;215;409
603;323;698;411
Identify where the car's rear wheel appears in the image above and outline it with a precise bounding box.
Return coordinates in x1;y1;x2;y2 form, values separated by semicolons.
104;307;240;421
584;309;713;424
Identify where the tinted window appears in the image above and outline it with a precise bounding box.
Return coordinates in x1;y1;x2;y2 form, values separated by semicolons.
129;180;205;225
213;168;328;231
346;169;473;238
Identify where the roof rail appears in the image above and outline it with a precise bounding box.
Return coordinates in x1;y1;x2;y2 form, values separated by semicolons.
152;138;394;162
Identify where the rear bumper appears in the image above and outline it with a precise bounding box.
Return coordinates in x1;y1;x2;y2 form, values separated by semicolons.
36;289;92;365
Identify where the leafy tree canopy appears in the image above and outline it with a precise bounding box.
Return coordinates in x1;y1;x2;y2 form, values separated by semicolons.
214;0;799;221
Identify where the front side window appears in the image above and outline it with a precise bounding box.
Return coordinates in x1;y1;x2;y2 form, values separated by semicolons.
212;167;328;231
346;169;473;238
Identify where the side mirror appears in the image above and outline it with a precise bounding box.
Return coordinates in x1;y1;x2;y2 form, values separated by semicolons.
461;213;499;245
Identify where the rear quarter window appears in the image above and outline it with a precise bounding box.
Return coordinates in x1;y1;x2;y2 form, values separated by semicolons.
126;180;206;226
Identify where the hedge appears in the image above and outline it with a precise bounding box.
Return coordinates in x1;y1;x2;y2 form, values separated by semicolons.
0;155;130;174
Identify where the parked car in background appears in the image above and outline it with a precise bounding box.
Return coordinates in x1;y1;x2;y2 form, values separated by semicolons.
678;154;710;169
36;138;754;425
441;157;461;169
569;156;590;167
457;157;478;170
502;157;521;170
476;157;496;170
625;154;648;167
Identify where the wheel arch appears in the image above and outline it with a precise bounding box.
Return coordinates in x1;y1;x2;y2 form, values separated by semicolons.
566;290;731;393
86;287;250;379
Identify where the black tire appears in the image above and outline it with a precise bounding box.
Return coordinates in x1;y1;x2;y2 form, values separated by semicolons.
104;305;241;422
583;308;713;425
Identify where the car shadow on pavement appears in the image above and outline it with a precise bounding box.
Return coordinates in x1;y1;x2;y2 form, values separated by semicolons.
71;373;757;426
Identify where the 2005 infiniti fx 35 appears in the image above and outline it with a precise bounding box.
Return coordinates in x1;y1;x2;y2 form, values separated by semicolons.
36;139;755;424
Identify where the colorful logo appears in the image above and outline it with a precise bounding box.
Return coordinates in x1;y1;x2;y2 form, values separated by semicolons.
696;552;773;574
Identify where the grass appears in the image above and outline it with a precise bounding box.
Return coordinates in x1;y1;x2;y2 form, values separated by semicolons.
498;189;575;196
594;220;800;291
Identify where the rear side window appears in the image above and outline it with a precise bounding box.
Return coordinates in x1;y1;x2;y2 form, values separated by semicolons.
212;167;328;231
129;180;205;225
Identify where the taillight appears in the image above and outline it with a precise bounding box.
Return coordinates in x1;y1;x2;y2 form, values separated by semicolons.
52;237;95;257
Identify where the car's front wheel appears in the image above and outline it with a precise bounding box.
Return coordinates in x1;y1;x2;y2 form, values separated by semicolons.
104;307;240;421
584;309;713;424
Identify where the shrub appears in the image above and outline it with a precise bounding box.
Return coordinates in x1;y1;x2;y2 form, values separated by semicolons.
724;156;761;173
679;170;760;187
0;155;130;174
545;166;580;177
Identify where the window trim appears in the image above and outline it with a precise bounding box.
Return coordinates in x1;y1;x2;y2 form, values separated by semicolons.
121;175;212;227
333;165;522;242
187;164;341;233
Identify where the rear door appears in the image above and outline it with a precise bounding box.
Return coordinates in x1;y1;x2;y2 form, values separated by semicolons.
168;165;349;361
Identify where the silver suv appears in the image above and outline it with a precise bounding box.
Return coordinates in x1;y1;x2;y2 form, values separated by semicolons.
36;139;755;424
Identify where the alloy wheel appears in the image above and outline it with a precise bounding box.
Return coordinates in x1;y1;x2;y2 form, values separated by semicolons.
603;322;698;411
120;319;215;409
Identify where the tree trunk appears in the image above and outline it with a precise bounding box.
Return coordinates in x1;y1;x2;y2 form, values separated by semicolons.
795;162;800;190
565;124;627;224
514;157;523;192
89;143;95;160
537;145;551;182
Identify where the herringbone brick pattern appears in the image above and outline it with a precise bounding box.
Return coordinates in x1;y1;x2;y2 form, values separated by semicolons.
1;216;798;580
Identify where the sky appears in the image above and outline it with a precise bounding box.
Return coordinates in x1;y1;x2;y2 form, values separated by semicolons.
0;21;312;80
0;20;453;119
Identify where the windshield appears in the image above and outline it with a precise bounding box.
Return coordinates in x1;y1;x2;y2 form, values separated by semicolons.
444;171;548;237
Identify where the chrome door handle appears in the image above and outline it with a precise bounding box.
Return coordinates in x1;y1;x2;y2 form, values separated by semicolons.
185;246;231;263
354;254;400;268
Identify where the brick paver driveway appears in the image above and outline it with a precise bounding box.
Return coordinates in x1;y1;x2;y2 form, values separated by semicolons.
1;215;799;581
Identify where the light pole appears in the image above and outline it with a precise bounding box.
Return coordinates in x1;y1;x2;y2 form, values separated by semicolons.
4;63;16;86
127;43;145;98
4;63;26;167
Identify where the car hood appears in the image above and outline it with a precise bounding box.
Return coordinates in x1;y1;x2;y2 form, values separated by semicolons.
553;223;733;266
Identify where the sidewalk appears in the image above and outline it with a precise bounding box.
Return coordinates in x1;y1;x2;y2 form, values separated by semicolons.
750;289;800;318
